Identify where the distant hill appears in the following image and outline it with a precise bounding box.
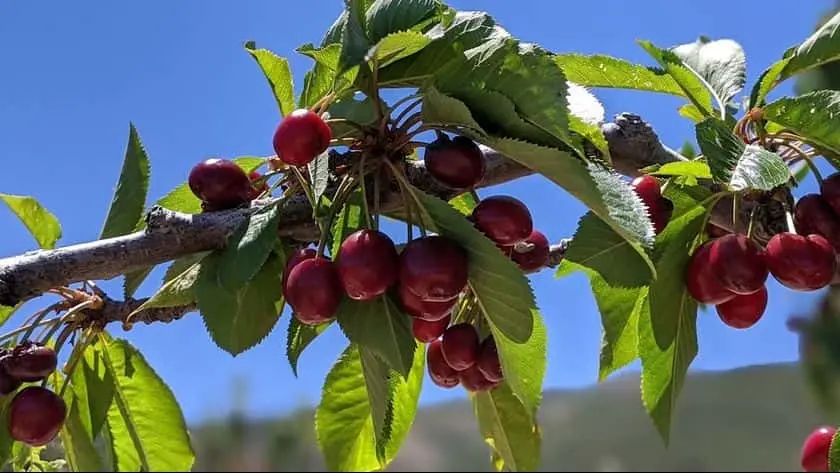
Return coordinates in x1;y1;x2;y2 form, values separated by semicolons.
189;362;835;472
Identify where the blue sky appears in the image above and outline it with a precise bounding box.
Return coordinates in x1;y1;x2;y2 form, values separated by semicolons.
0;0;836;424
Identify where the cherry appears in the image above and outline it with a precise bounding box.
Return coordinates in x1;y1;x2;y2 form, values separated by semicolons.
477;337;503;383
706;223;729;238
397;283;456;322
685;240;737;305
188;158;254;209
441;323;480;371
652;197;674;235
412;315;451;343
820;172;840;217
426;339;460;389
795;194;840;251
423;134;486;189
282;248;317;298
765;232;836;292
801;426;837;472
285;258;343;326
336;229;399;301
249;170;269;198
708;234;768;295
8;386;67;447
3;342;57;382
272;109;332;167
715;285;768;330
471;196;533;246
458;363;500;392
398;236;469;302
630;175;662;210
504;230;550;272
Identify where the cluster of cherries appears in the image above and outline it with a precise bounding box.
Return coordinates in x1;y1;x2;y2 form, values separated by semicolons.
0;342;67;447
801;425;837;472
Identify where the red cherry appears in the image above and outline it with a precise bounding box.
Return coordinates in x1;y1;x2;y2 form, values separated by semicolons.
685;240;737;305
272;109;332;167
766;232;836;292
441;323;480;371
0;367;20;396
477;337;503;383
630;175;662;210
715;285;768;329
423;134;486;189
2;342;57;382
249;170;269;198
796;194;840;252
708;234;768;295
426;339;460;389
398;236;469;302
458;363;500;392
282;248;317;298
471;196;533;246
8;386;67;447
820;172;840;217
285;258;343;326
188;158;254;209
397;283;456;322
801;426;837;472
412;315;451;343
505;230;550;272
336;229;399;301
651;197;674;235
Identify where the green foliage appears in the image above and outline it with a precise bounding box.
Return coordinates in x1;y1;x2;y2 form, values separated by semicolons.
99;123;151;240
830;428;840;472
245;42;297;117
473;383;542;472
0;194;62;249
553;54;685;96
336;296;416;377
764;90;840;158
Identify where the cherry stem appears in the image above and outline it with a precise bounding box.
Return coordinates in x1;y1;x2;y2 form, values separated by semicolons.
325;118;367;133
58;328;95;399
392;98;423;129
731;193;742;234
312;92;337;116
0;316;65;345
397;113;423;135
357;154;374;230
373;167;381;231
388;93;422;114
382;159;428;238
697;192;732;242
785;142;824;184
746;207;757;239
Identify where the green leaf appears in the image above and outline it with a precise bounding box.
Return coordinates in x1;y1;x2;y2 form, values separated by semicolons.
382;344;425;461
448;192;477;216
337;0;371;74
196;252;285;356
829;428;840;472
367;30;432;68
695;118;790;191
327;95;381;140
763;90;840;157
122;267;153;300
298;44;345;108
748;57;791;109
639;201;707;444
779;11;840;82
637;40;715;118
364;0;440;44
569;114;609;160
245;44;296;117
650;161;712;179
670;37;746;107
129;263;200;318
62;394;106;471
420;86;486;135
0;396;17;468
96;335;195;471
0;194;62;249
215;206;280;291
163;252;210;285
337;296;416;377
286;317;331;377
677;104;707;123
553;53;685;96
410;188;536;343
473;383;542;472
564;212;655;288
358;348;393;458
330;188;366;257
308;151;331;206
99;123;151;240
489;309;547;416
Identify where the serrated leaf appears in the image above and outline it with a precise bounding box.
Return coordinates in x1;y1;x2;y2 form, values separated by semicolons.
473;383;541;472
308;151;331;205
129;263;200;318
62;395;106;471
489;309;547;416
123;267;153;300
448;192;477;216
338;0;371;74
163;252;209;285
595;280;646;382
298;44;348;108
330;188;365;258
286;317;331;377
748;57;791;108
368;30;432;68
763;90;840;157
96;335;195;471
569;114;609;160
564;212;655;288
779;11;840;83
337;296;416;377
0;194;62;249
671;37;746;107
99;123;151;240
420;86;486;135
364;0;440;44
830;428;840;472
245;44;296;117
553;53;685;96
695;118;790;190
327;95;381;140
215;206;280;291
650;160;712;179
637;40;716;118
196;252;285;356
567;81;605;124
678;103;707;123
639;201;706;444
359;349;392;458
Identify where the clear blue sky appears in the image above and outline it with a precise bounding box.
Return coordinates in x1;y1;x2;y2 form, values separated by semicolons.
0;0;835;423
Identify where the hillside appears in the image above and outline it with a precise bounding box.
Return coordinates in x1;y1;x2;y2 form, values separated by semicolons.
189;362;834;472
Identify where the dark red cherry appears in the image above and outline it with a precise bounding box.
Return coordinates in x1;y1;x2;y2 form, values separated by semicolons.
424;134;486;189
706;223;729;238
477;337;503;383
630;175;662;210
471;196;533;246
336;229;399;301
397;283;456;322
820;172;840;217
426;339;460;389
441;323;480;371
715;285;768;329
188;158;254;209
506;230;550;272
458;363;500;392
282;248;317;298
801;426;836;472
796;194;840;252
285;258;343;326
249;170;269;198
685;240;737;305
3;342;57;382
0;366;20;396
412;315;451;343
708;234;768;295
398;236;469;302
652;197;674;234
8;386;67;447
766;232;836;292
272;109;332;167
